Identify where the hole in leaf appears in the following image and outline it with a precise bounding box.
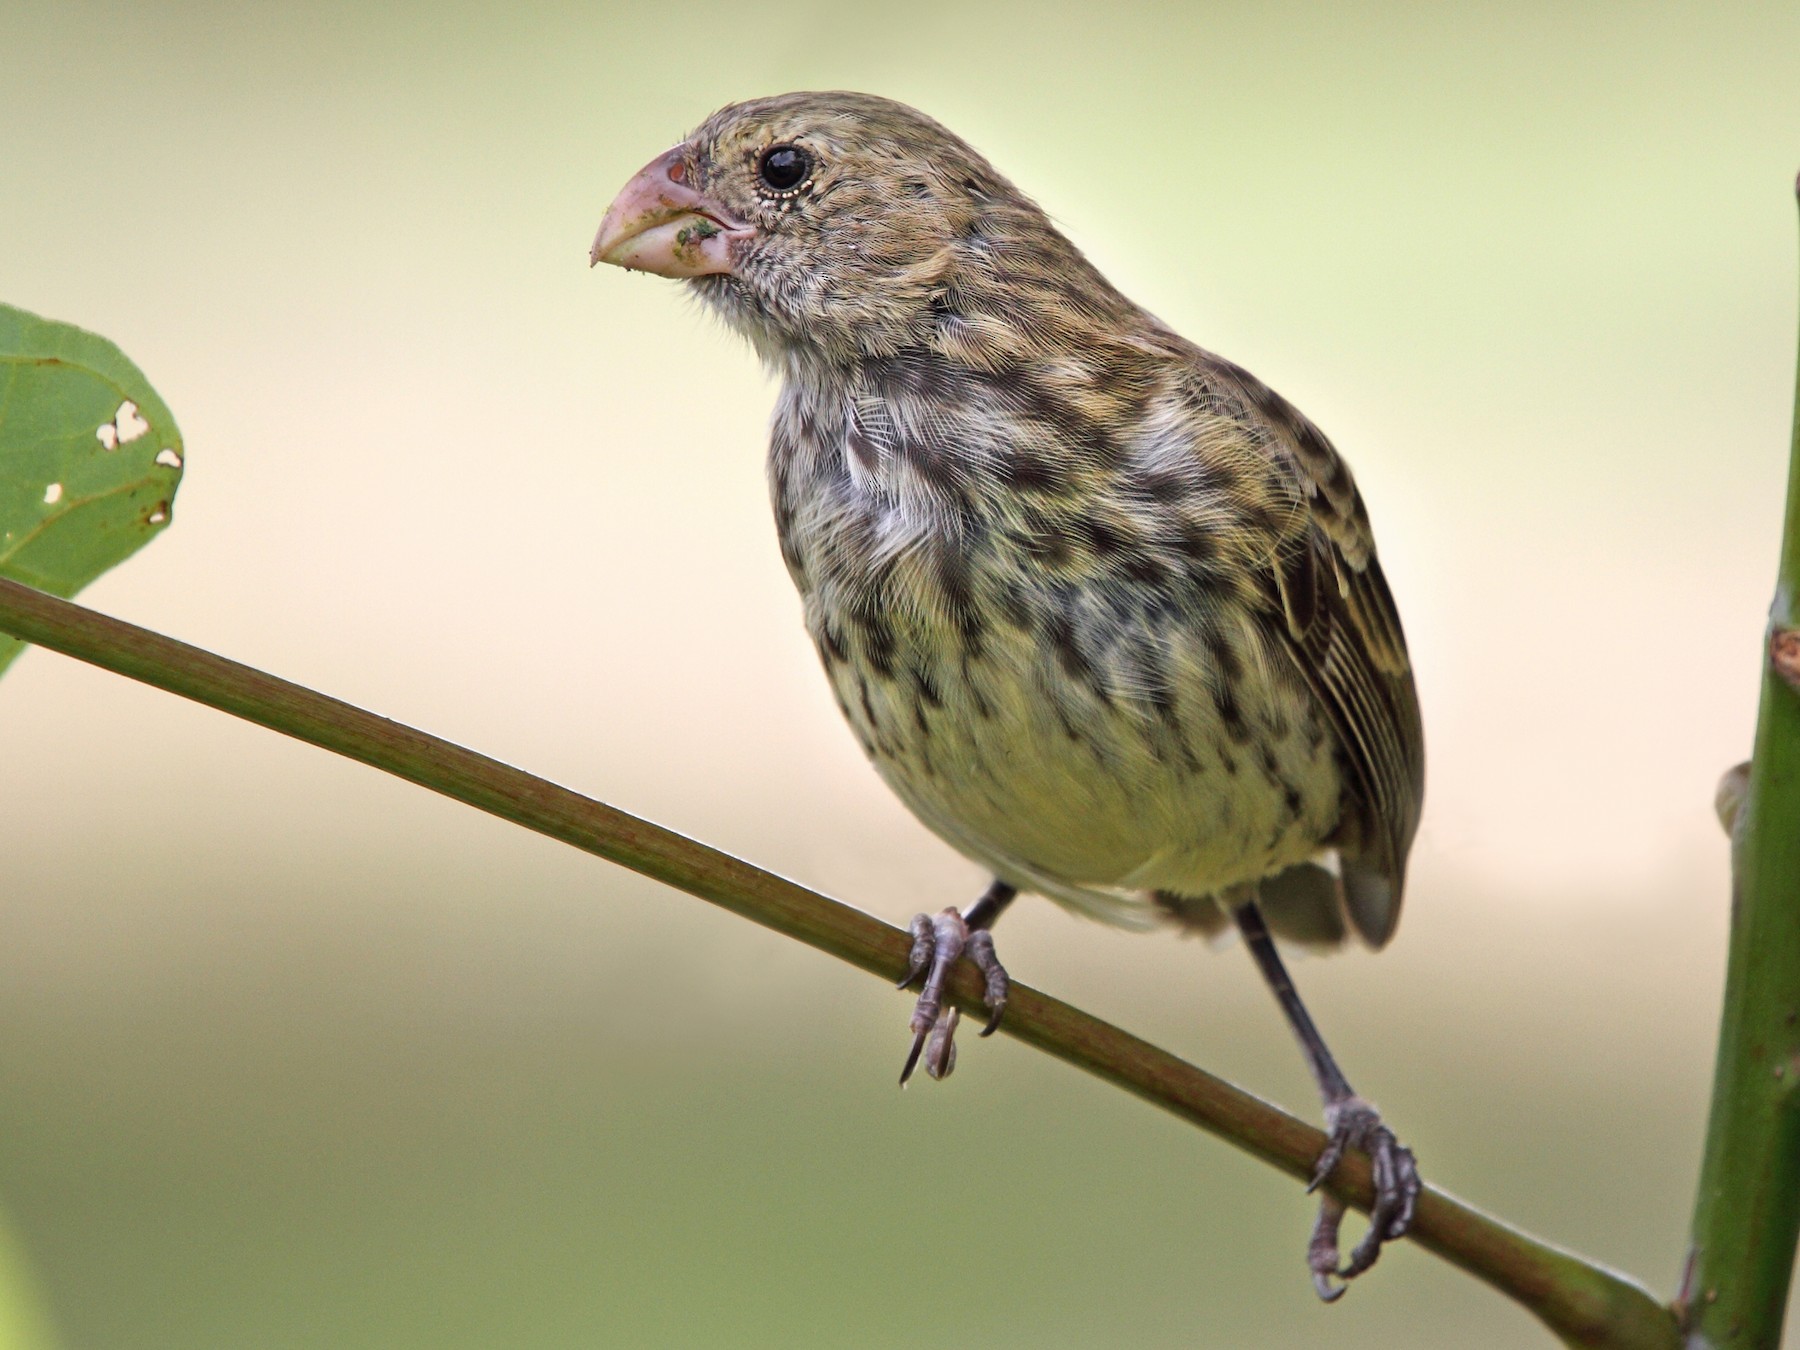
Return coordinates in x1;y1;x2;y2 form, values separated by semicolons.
154;448;183;469
96;401;151;450
114;401;150;443
43;483;62;505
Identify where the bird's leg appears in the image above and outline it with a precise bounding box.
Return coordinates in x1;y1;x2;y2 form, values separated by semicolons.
897;879;1015;1084
1232;898;1420;1300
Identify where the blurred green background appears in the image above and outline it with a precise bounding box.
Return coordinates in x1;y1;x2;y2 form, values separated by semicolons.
2;1;1798;1345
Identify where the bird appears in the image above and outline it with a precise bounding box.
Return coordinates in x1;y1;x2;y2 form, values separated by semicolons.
589;91;1425;1298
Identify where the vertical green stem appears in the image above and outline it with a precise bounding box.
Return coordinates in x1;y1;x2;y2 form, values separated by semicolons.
1682;176;1800;1349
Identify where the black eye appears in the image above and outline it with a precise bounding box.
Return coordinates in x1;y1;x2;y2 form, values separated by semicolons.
757;144;811;193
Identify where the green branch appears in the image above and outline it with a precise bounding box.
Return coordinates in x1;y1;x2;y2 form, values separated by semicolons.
1679;178;1800;1350
0;574;1674;1348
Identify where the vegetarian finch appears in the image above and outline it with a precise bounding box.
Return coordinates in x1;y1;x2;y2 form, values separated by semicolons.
591;91;1424;1296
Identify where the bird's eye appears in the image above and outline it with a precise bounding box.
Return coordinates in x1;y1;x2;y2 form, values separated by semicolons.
757;144;812;194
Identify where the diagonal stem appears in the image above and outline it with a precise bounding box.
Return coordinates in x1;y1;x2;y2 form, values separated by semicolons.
0;574;1677;1349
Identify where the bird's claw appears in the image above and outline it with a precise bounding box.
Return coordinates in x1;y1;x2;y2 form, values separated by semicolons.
1308;1191;1350;1303
967;929;1008;1035
897;907;1010;1084
1305;1096;1419;1298
898;913;938;991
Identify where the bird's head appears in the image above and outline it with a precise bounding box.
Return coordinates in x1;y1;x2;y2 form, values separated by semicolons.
590;91;1129;372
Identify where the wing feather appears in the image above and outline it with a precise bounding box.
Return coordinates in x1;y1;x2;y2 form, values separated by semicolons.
1204;355;1425;947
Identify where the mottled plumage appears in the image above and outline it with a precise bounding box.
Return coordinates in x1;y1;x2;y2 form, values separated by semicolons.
655;92;1422;944
593;90;1425;1294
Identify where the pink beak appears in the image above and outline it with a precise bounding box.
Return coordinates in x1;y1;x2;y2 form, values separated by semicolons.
589;148;751;277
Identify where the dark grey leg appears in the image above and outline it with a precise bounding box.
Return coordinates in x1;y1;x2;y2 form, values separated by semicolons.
898;880;1015;1084
1233;899;1420;1300
963;879;1017;931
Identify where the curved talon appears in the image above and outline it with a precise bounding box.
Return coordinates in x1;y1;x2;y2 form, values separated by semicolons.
898;910;963;1085
967;929;1009;1036
899;1026;930;1085
1305;1097;1420;1293
1308;1188;1347;1301
1340;1131;1418;1279
898;913;933;990
896;906;1011;1082
925;1006;960;1079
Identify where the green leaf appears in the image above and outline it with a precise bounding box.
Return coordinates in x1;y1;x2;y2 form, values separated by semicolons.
0;303;184;677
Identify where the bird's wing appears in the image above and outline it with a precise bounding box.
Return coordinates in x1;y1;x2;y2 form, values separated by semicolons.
1200;354;1425;948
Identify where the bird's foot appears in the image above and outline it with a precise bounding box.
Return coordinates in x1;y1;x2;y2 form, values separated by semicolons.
896;907;1009;1084
1305;1096;1419;1301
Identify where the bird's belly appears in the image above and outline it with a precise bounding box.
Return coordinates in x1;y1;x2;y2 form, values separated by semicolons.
811;593;1344;911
